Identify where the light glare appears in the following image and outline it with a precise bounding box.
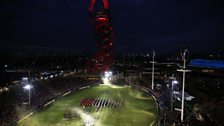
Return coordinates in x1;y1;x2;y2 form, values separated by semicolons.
173;80;178;84
23;85;32;90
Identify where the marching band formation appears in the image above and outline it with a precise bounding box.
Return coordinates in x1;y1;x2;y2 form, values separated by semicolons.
80;97;123;109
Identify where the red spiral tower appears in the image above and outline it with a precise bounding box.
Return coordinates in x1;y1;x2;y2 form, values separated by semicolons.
86;0;114;73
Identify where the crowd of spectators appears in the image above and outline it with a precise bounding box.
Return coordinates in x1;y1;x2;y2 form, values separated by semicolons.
0;76;101;126
127;75;190;126
137;75;224;126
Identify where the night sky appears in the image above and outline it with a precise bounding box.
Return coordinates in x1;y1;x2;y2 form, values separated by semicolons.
1;0;224;54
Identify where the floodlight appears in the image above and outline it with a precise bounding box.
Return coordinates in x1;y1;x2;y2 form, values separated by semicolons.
173;80;178;84
23;85;32;90
22;77;28;81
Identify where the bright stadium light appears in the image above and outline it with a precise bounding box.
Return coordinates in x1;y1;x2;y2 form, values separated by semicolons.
22;77;28;81
104;71;112;78
23;84;32;90
173;80;178;84
105;72;110;77
103;71;113;85
23;84;33;106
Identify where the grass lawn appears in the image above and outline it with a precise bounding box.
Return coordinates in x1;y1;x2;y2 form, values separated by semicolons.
18;84;158;126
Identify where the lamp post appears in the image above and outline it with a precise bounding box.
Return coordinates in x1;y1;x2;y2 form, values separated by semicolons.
150;51;156;90
23;84;33;106
177;49;191;122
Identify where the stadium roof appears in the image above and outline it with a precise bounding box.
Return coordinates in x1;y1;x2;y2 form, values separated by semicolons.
189;59;224;69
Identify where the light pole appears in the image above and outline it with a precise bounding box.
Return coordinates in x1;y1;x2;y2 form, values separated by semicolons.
23;84;33;106
177;49;191;122
150;51;156;90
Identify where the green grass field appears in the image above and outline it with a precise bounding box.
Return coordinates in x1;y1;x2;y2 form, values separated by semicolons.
18;84;158;126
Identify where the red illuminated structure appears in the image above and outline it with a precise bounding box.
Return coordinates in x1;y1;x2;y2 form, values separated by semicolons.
86;0;114;73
